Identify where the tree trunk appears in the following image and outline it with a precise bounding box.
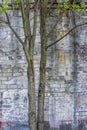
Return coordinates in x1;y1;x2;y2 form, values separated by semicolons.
37;37;47;130
23;44;37;130
37;45;46;130
27;60;37;130
38;0;47;130
37;1;47;129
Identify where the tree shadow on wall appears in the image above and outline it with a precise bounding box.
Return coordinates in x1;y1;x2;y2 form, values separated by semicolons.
44;121;87;130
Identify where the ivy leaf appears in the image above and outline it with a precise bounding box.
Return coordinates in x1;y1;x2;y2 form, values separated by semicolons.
29;0;32;2
3;0;10;3
3;5;11;13
64;2;70;9
55;1;86;13
80;2;85;8
0;7;3;12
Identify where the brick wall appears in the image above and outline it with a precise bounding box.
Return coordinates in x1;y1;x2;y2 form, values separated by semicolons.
0;10;87;128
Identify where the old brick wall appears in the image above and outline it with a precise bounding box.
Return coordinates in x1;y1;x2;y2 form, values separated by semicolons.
46;12;87;128
0;11;28;123
0;9;87;128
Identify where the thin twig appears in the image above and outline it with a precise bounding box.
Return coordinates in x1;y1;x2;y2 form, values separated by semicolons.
46;22;87;50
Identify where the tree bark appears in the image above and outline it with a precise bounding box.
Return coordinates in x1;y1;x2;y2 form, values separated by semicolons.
37;44;46;130
23;44;37;130
37;1;48;130
20;1;38;130
27;62;37;130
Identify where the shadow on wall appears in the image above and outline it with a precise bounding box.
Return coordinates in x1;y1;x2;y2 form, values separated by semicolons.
44;121;87;130
0;122;29;130
0;121;87;130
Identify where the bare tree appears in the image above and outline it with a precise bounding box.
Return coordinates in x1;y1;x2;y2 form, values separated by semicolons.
0;1;87;130
0;1;39;130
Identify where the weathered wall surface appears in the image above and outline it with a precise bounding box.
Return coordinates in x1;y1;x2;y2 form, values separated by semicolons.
46;12;87;128
0;9;87;128
0;11;28;123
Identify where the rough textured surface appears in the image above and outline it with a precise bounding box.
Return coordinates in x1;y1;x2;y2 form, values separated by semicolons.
0;10;87;128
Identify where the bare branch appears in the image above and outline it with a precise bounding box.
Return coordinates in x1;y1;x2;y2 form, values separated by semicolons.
47;11;63;39
23;44;30;62
0;19;8;24
0;19;24;46
29;0;39;52
8;24;24;45
6;14;24;46
20;0;31;44
0;2;24;45
46;22;87;50
46;0;57;16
